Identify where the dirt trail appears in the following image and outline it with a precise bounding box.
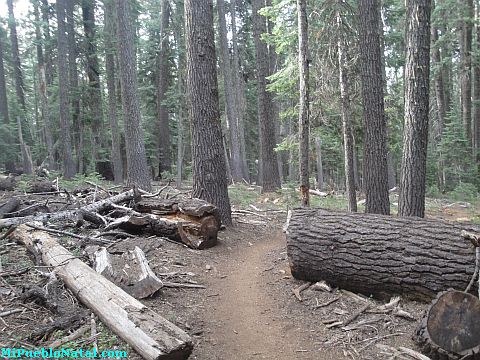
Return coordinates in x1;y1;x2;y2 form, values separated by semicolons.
203;230;336;360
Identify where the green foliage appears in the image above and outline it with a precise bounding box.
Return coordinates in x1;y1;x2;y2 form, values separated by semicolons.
448;183;479;202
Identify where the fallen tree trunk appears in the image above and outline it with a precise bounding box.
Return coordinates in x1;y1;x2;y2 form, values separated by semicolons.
415;290;480;359
0;198;21;219
0;189;137;229
286;208;480;301
12;225;193;360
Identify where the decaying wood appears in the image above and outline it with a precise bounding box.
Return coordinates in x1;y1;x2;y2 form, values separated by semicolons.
0;198;21;219
0;175;16;191
12;225;193;360
93;246;163;299
286;208;480;301
415;290;480;359
292;282;311;301
0;189;137;229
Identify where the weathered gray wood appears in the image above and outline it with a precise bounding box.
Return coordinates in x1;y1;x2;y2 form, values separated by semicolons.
286;208;480;301
0;189;137;229
415;290;480;359
94;246;163;299
13;224;193;360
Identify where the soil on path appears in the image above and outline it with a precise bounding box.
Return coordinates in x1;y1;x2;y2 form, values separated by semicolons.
196;229;341;360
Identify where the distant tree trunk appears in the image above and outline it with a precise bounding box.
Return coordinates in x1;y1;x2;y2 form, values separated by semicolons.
460;0;474;148
56;0;77;179
358;0;390;215
474;1;480;162
7;0;26;112
337;13;357;212
16;117;33;174
65;0;82;173
288;115;297;182
230;0;249;182
82;0;104;164
157;0;172;177
252;0;281;193
41;0;54;88
115;0;151;191
315;137;323;190
184;0;232;225
398;0;431;218
0;29;14;172
217;0;243;183
34;1;55;170
297;0;310;207
176;80;185;188
104;0;123;184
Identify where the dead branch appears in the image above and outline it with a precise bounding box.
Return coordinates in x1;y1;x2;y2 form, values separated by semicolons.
293;282;311;301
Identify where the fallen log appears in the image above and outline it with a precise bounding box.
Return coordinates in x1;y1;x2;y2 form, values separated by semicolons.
0;175;16;191
0;198;21;219
415;290;480;359
286;208;480;301
93;246;163;299
0;189;137;229
12;225;193;360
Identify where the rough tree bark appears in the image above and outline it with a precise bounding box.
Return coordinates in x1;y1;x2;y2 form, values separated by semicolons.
82;0;105;163
460;0;474;148
230;0;249;182
398;0;431;218
475;1;480;163
104;0;123;184
56;0;77;179
0;28;14;173
297;0;310;207
217;0;243;183
286;208;480;301
34;2;55;170
358;0;390;215
184;0;232;225
157;0;172;177
115;0;152;191
337;11;356;212
252;0;281;192
65;0;83;174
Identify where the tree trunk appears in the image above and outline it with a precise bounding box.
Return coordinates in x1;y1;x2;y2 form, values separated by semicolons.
65;0;82;174
230;0;249;182
82;0;105;163
157;0;172;177
337;13;356;212
398;0;431;218
104;0;123;184
0;28;14;173
184;0;232;225
297;0;310;207
115;0;152;191
34;1;55;171
286;208;480;301
460;0;474;148
358;0;390;215
315;137;323;190
7;0;26;113
252;0;281;193
17;117;33;175
217;0;243;183
56;0;77;179
474;0;480;163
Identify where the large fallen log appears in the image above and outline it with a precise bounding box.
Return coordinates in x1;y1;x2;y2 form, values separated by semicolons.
0;198;21;219
415;290;480;359
12;225;193;360
286;208;480;301
0;189;138;229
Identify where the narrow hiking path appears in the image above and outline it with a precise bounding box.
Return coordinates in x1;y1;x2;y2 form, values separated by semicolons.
201;230;340;360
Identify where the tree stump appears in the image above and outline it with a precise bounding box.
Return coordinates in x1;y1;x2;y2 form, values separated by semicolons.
415;290;480;359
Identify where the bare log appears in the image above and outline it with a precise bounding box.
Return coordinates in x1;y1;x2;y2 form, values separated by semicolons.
12;225;193;360
415;290;480;359
286;208;480;301
0;189;137;229
93;246;163;299
0;198;21;219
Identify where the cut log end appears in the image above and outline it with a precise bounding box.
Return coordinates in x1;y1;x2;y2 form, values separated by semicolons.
415;290;480;359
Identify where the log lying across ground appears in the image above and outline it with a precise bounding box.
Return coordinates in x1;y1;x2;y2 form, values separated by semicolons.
286;208;480;301
0;198;21;219
12;225;193;360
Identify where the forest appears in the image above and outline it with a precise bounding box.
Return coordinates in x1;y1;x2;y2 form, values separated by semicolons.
1;0;480;359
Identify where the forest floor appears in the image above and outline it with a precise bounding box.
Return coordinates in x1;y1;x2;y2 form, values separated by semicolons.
0;180;479;359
